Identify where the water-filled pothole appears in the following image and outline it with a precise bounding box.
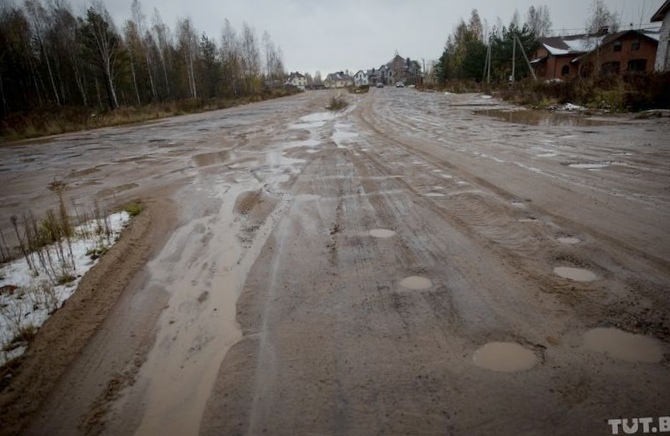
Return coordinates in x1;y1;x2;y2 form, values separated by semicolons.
473;342;538;372
553;267;597;282
369;229;396;238
557;236;581;244
568;162;610;169
399;276;432;290
584;328;664;363
475;109;614;127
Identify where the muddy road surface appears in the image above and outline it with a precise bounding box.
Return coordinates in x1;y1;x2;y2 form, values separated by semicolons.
1;90;669;435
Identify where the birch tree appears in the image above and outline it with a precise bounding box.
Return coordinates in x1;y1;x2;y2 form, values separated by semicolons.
79;3;121;109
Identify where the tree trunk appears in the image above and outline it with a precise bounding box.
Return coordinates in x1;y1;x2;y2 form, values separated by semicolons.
129;52;141;105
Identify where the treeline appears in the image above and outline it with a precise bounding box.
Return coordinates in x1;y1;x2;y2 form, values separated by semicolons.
0;0;287;120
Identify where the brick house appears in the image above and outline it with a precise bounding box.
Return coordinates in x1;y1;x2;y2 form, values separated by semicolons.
575;30;659;77
651;0;670;71
532;30;659;79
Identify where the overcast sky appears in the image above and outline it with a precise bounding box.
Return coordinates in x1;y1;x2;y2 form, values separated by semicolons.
91;0;665;75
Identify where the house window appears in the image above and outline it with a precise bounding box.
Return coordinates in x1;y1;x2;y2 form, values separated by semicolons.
600;61;621;75
632;40;640;51
627;59;647;72
561;65;570;76
613;41;622;52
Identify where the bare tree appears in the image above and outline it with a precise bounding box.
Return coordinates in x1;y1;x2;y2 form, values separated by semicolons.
152;8;172;98
586;0;620;34
24;0;60;106
131;0;156;100
176;17;198;99
526;5;552;37
79;2;121;109
240;22;260;94
220;18;241;97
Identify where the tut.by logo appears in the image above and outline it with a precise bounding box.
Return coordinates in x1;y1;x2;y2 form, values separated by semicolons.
608;417;670;434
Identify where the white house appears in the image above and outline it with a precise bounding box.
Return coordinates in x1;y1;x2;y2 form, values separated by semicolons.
324;71;353;88
286;72;307;90
353;70;368;86
652;0;670;71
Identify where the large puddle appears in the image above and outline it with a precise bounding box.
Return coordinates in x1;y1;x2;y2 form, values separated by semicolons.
475;109;614;127
553;266;597;282
369;229;396;238
399;276;432;290
473;342;538;372
584;328;664;363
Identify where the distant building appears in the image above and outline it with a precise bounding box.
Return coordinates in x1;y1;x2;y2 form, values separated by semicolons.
651;0;670;71
324;72;353;88
353;70;368;86
285;72;307;90
531;29;660;79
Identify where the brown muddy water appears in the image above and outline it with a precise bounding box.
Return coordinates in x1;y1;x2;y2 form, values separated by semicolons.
583;328;664;363
553;266;597;282
473;342;538;372
475;109;615;127
369;229;396;238
399;276;432;290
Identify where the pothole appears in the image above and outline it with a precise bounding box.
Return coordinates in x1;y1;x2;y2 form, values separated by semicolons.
553;266;597;282
557;236;581;244
399;276;432;290
584;328;664;363
473;342;538;372
568;162;610;169
369;229;396;238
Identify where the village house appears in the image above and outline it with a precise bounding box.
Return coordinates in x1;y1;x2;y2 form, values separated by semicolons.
353;70;368;87
651;0;670;71
285;72;307;90
532;29;660;80
324;71;353;88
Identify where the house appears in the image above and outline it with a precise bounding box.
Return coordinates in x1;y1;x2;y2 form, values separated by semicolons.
574;30;660;77
353;70;368;86
285;72;307;90
324;71;353;88
532;29;659;79
651;0;670;71
531;34;606;80
381;54;422;85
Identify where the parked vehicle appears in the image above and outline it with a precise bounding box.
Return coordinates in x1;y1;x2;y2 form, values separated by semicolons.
395;82;405;88
376;82;384;88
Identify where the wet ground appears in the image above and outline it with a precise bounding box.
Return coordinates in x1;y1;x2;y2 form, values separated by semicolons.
1;89;669;436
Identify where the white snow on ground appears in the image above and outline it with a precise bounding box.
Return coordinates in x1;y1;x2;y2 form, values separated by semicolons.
0;212;130;365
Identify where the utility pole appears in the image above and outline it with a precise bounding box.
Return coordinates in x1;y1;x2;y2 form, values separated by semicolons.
516;36;537;80
510;35;516;83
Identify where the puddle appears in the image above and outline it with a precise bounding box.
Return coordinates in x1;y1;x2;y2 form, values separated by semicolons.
369;229;396;238
475;109;614;127
584;328;664;363
557;236;581;244
553;266;597;282
537;152;557;158
193;151;229;167
290;112;335;130
425;193;445;197
399;276;432;290
511;201;526;208
473;342;538;372
568;162;610;169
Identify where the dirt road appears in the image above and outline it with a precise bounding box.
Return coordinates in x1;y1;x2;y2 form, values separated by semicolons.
1;89;669;435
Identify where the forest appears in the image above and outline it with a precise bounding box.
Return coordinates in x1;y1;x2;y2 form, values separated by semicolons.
0;0;288;139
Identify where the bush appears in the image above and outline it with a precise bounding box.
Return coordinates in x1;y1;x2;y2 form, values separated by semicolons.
124;202;144;217
326;95;348;111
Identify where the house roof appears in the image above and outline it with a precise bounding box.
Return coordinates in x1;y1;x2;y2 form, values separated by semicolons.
286;72;305;81
326;71;353;81
538;34;606;56
651;0;670;22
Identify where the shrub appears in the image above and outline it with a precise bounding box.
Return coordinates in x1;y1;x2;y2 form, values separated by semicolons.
326;95;348;111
